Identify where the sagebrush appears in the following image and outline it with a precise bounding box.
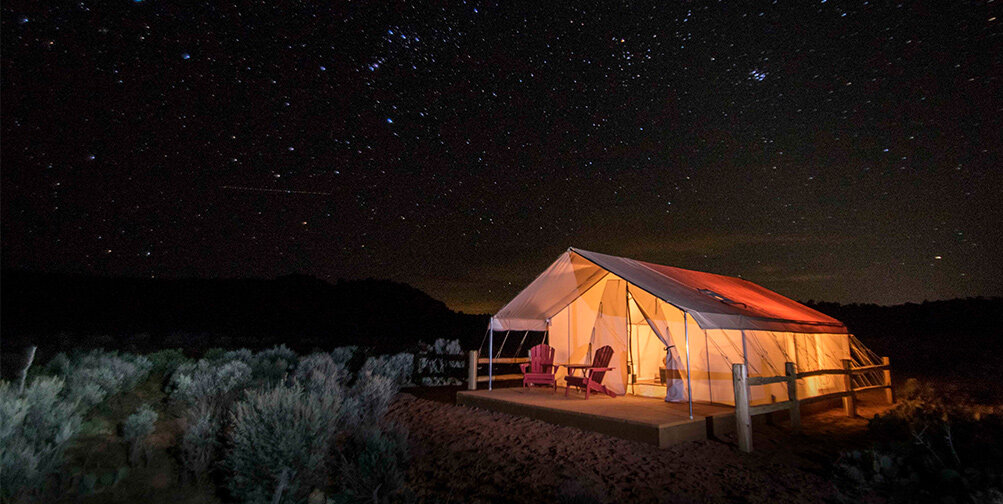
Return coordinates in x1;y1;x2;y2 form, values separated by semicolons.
122;403;158;466
226;383;344;504
0;377;82;500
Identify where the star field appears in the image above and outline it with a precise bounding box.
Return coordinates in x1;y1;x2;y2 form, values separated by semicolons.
2;1;1001;313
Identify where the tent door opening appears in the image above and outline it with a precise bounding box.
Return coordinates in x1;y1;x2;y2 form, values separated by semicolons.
627;291;670;399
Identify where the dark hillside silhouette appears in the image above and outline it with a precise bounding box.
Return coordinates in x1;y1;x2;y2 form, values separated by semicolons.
808;298;1003;400
3;269;1000;398
2;270;488;375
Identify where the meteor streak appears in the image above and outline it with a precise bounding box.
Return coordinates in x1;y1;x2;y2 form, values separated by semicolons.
220;185;332;196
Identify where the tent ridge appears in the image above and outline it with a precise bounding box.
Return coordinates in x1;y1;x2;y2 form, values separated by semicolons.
494;247;847;334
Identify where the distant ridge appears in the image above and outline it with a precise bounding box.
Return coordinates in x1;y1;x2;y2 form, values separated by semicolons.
3;270;1000;397
1;270;488;366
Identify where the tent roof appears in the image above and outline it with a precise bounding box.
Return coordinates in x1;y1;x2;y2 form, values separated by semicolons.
491;247;847;334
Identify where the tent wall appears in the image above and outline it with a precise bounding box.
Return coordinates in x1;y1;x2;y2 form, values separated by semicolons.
548;273;851;406
549;275;607;385
590;280;630;395
492;252;608;331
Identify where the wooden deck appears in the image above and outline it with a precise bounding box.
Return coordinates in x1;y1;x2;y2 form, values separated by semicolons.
456;387;737;448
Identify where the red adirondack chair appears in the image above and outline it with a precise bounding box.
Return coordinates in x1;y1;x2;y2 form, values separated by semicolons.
564;345;616;399
520;344;557;390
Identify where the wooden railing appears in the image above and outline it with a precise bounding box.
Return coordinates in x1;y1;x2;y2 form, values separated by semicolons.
466;350;530;388
409;352;468;386
733;357;893;453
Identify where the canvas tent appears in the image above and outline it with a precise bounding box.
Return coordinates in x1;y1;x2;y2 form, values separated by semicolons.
489;247;854;410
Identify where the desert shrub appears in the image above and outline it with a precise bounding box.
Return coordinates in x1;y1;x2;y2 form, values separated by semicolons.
226;383;344;504
146;348;190;376
180;400;221;482
70;382;107;412
122;404;158;466
295;353;347;395
49;350;153;411
80;350;153;390
222;348;254;365
0;377;82;500
330;346;357;366
169;360;253;407
342;371;399;428
360;353;413;386
168;357;256;481
429;338;462;355
251;345;298;383
203;347;227;361
334;426;411;504
44;352;73;377
834;379;1003;503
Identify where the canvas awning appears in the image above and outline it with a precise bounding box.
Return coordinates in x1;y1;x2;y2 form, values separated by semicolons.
491;247;846;334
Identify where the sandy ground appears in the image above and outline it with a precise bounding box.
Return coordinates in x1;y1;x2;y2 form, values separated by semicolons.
388;392;894;504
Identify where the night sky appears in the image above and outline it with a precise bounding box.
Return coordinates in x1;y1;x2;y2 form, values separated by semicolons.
2;1;1001;313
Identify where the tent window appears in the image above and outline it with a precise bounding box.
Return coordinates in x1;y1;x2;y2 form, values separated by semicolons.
697;288;745;307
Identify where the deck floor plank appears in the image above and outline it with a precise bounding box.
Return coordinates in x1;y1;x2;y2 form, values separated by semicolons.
456;388;735;447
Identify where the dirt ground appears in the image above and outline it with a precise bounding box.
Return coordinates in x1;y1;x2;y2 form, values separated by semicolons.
388;391;895;504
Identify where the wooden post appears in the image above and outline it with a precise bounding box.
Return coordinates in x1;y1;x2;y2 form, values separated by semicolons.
467;350;478;391
883;356;894;404
488;321;494;390
785;361;800;433
684;313;693;420
733;363;752;453
842;359;856;417
18;345;37;394
411;352;421;386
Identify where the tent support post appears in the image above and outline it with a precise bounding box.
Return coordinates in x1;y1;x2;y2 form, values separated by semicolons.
626;289;634;393
684;312;693;420
741;329;749;371
488;319;494;391
477;325;491;360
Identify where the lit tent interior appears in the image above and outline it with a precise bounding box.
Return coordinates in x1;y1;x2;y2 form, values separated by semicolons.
490;247;876;407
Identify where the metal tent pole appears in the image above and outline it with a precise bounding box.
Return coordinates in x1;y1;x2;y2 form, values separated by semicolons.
741;329;749;370
488;318;494;390
684;311;693;420
626;288;633;394
477;325;491;358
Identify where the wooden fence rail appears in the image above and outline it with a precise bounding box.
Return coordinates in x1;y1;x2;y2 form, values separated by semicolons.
409;352;468;386
733;357;894;453
466;351;531;390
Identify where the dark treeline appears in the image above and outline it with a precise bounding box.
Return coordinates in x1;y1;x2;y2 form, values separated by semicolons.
1;270;489;377
3;270;1000;395
807;297;1003;398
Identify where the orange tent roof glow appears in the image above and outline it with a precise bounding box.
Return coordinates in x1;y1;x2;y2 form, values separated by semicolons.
491;247;846;334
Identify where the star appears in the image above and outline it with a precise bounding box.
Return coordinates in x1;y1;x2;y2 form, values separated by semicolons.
0;0;996;310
